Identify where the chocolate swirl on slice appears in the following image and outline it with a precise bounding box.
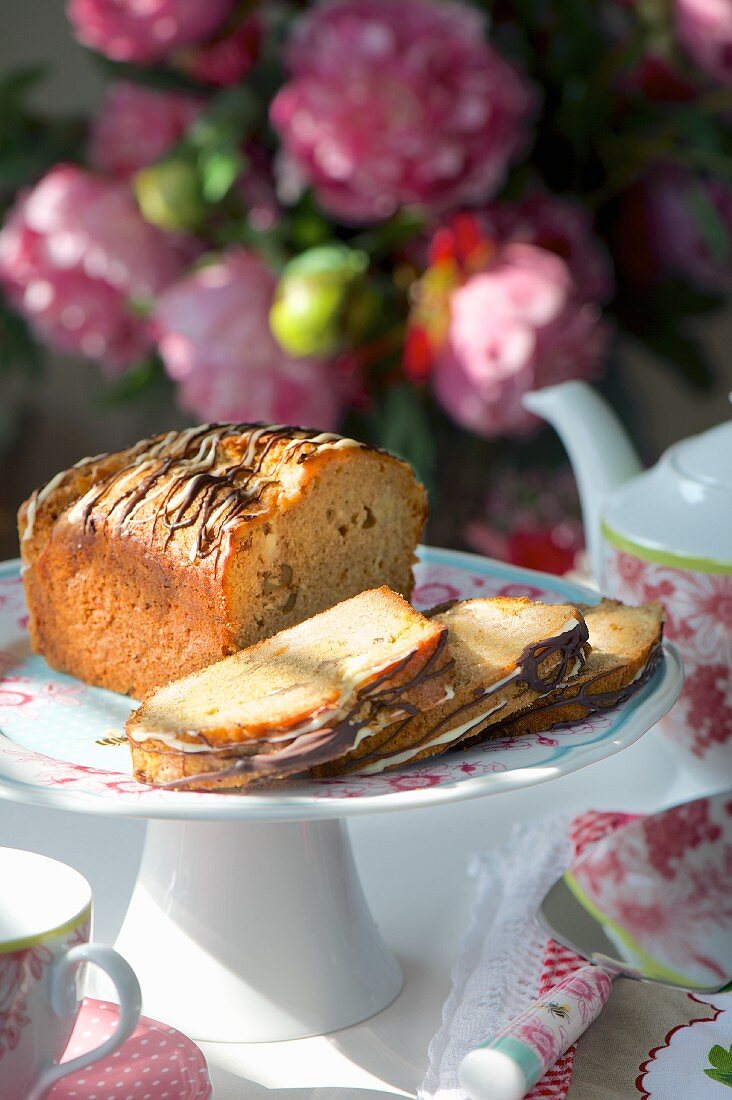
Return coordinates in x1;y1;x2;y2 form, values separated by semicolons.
157;632;452;789
159;722;362;789
310;619;590;773
513;644;664;728
517;618;590;693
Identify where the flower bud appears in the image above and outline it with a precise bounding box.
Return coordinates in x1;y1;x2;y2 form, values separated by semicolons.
133;158;206;232
269;244;369;357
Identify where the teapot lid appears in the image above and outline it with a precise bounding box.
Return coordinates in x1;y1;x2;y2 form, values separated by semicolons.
603;415;732;569
672;420;732;488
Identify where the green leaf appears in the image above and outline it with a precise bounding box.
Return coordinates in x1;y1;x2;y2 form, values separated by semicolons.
687;181;730;267
708;1044;732;1071
90;53;203;94
374;383;435;490
99;357;172;406
288;192;333;251
189;85;259;148
641;280;723;317
0;65;46;113
213;218;288;270
350;209;425;260
0;303;43;377
705;1069;732;1087
199;146;244;203
628;328;716;390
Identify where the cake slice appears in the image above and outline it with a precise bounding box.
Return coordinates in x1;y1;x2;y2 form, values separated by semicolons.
126;587;452;790
480;598;664;740
311;597;590;776
18;424;426;698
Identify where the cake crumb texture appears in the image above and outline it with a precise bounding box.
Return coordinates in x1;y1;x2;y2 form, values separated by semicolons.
18;424;426;697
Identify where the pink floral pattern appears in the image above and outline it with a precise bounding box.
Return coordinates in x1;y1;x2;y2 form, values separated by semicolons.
0;675;84;718
603;546;732;758
507;965;611;1074
0;944;53;1057
0;916;90;1059
572;794;732;989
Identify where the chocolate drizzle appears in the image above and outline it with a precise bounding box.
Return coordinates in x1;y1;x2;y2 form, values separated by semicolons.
160;723;358;789
329;619;592;772
156;630;452;789
517;619;590;693
71;424;365;562
506;644;664;729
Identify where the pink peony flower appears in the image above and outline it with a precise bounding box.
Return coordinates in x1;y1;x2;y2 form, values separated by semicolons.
174;13;261;86
89;81;204;179
482;194;615;303
67;0;235;64
433;243;608;438
153;248;345;427
675;0;732;85
270;0;534;224
0;164;191;370
644;167;732;289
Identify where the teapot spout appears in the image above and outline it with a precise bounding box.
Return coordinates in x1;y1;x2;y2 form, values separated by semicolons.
523;382;642;581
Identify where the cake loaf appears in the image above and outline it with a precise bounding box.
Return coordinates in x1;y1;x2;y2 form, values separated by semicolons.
481;598;664;740
18;424;426;697
311;596;590;776
126;587;452;790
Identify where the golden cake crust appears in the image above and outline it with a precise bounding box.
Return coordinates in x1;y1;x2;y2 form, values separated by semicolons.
126;587;452;790
19;424;427;697
473;599;664;740
311;596;591;776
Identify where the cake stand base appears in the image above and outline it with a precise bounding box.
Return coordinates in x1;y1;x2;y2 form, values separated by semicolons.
109;816;403;1042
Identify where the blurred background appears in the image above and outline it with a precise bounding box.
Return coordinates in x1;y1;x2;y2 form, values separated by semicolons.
1;0;731;567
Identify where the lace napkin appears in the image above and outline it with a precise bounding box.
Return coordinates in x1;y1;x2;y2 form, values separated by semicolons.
419;813;572;1100
419;810;732;1100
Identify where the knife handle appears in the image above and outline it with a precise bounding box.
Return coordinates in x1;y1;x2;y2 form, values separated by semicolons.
459;965;614;1100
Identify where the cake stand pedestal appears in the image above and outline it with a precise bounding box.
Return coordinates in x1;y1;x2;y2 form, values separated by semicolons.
110;816;402;1042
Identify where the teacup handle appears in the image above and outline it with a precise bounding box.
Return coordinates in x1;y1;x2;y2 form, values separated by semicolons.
27;943;142;1100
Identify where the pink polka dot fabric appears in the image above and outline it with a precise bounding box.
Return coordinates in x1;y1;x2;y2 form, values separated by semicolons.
51;998;211;1099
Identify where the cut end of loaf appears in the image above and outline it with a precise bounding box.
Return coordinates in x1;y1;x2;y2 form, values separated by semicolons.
18;424;426;697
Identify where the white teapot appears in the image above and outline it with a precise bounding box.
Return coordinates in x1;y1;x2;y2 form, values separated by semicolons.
524;381;732;769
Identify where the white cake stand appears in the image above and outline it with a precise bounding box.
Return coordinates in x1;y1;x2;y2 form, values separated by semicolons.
0;548;683;1042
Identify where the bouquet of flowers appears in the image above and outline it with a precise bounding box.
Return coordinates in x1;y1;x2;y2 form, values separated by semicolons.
0;0;729;564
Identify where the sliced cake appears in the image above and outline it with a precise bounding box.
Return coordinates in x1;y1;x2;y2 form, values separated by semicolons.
311;597;590;776
481;598;664;740
126;587;452;790
18;424;426;698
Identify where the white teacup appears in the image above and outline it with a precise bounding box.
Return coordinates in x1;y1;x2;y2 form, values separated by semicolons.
0;847;141;1100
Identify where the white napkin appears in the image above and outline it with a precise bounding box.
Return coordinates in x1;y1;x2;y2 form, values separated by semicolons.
419;814;573;1100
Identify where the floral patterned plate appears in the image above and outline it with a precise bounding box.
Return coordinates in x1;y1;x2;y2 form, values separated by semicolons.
0;547;683;821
